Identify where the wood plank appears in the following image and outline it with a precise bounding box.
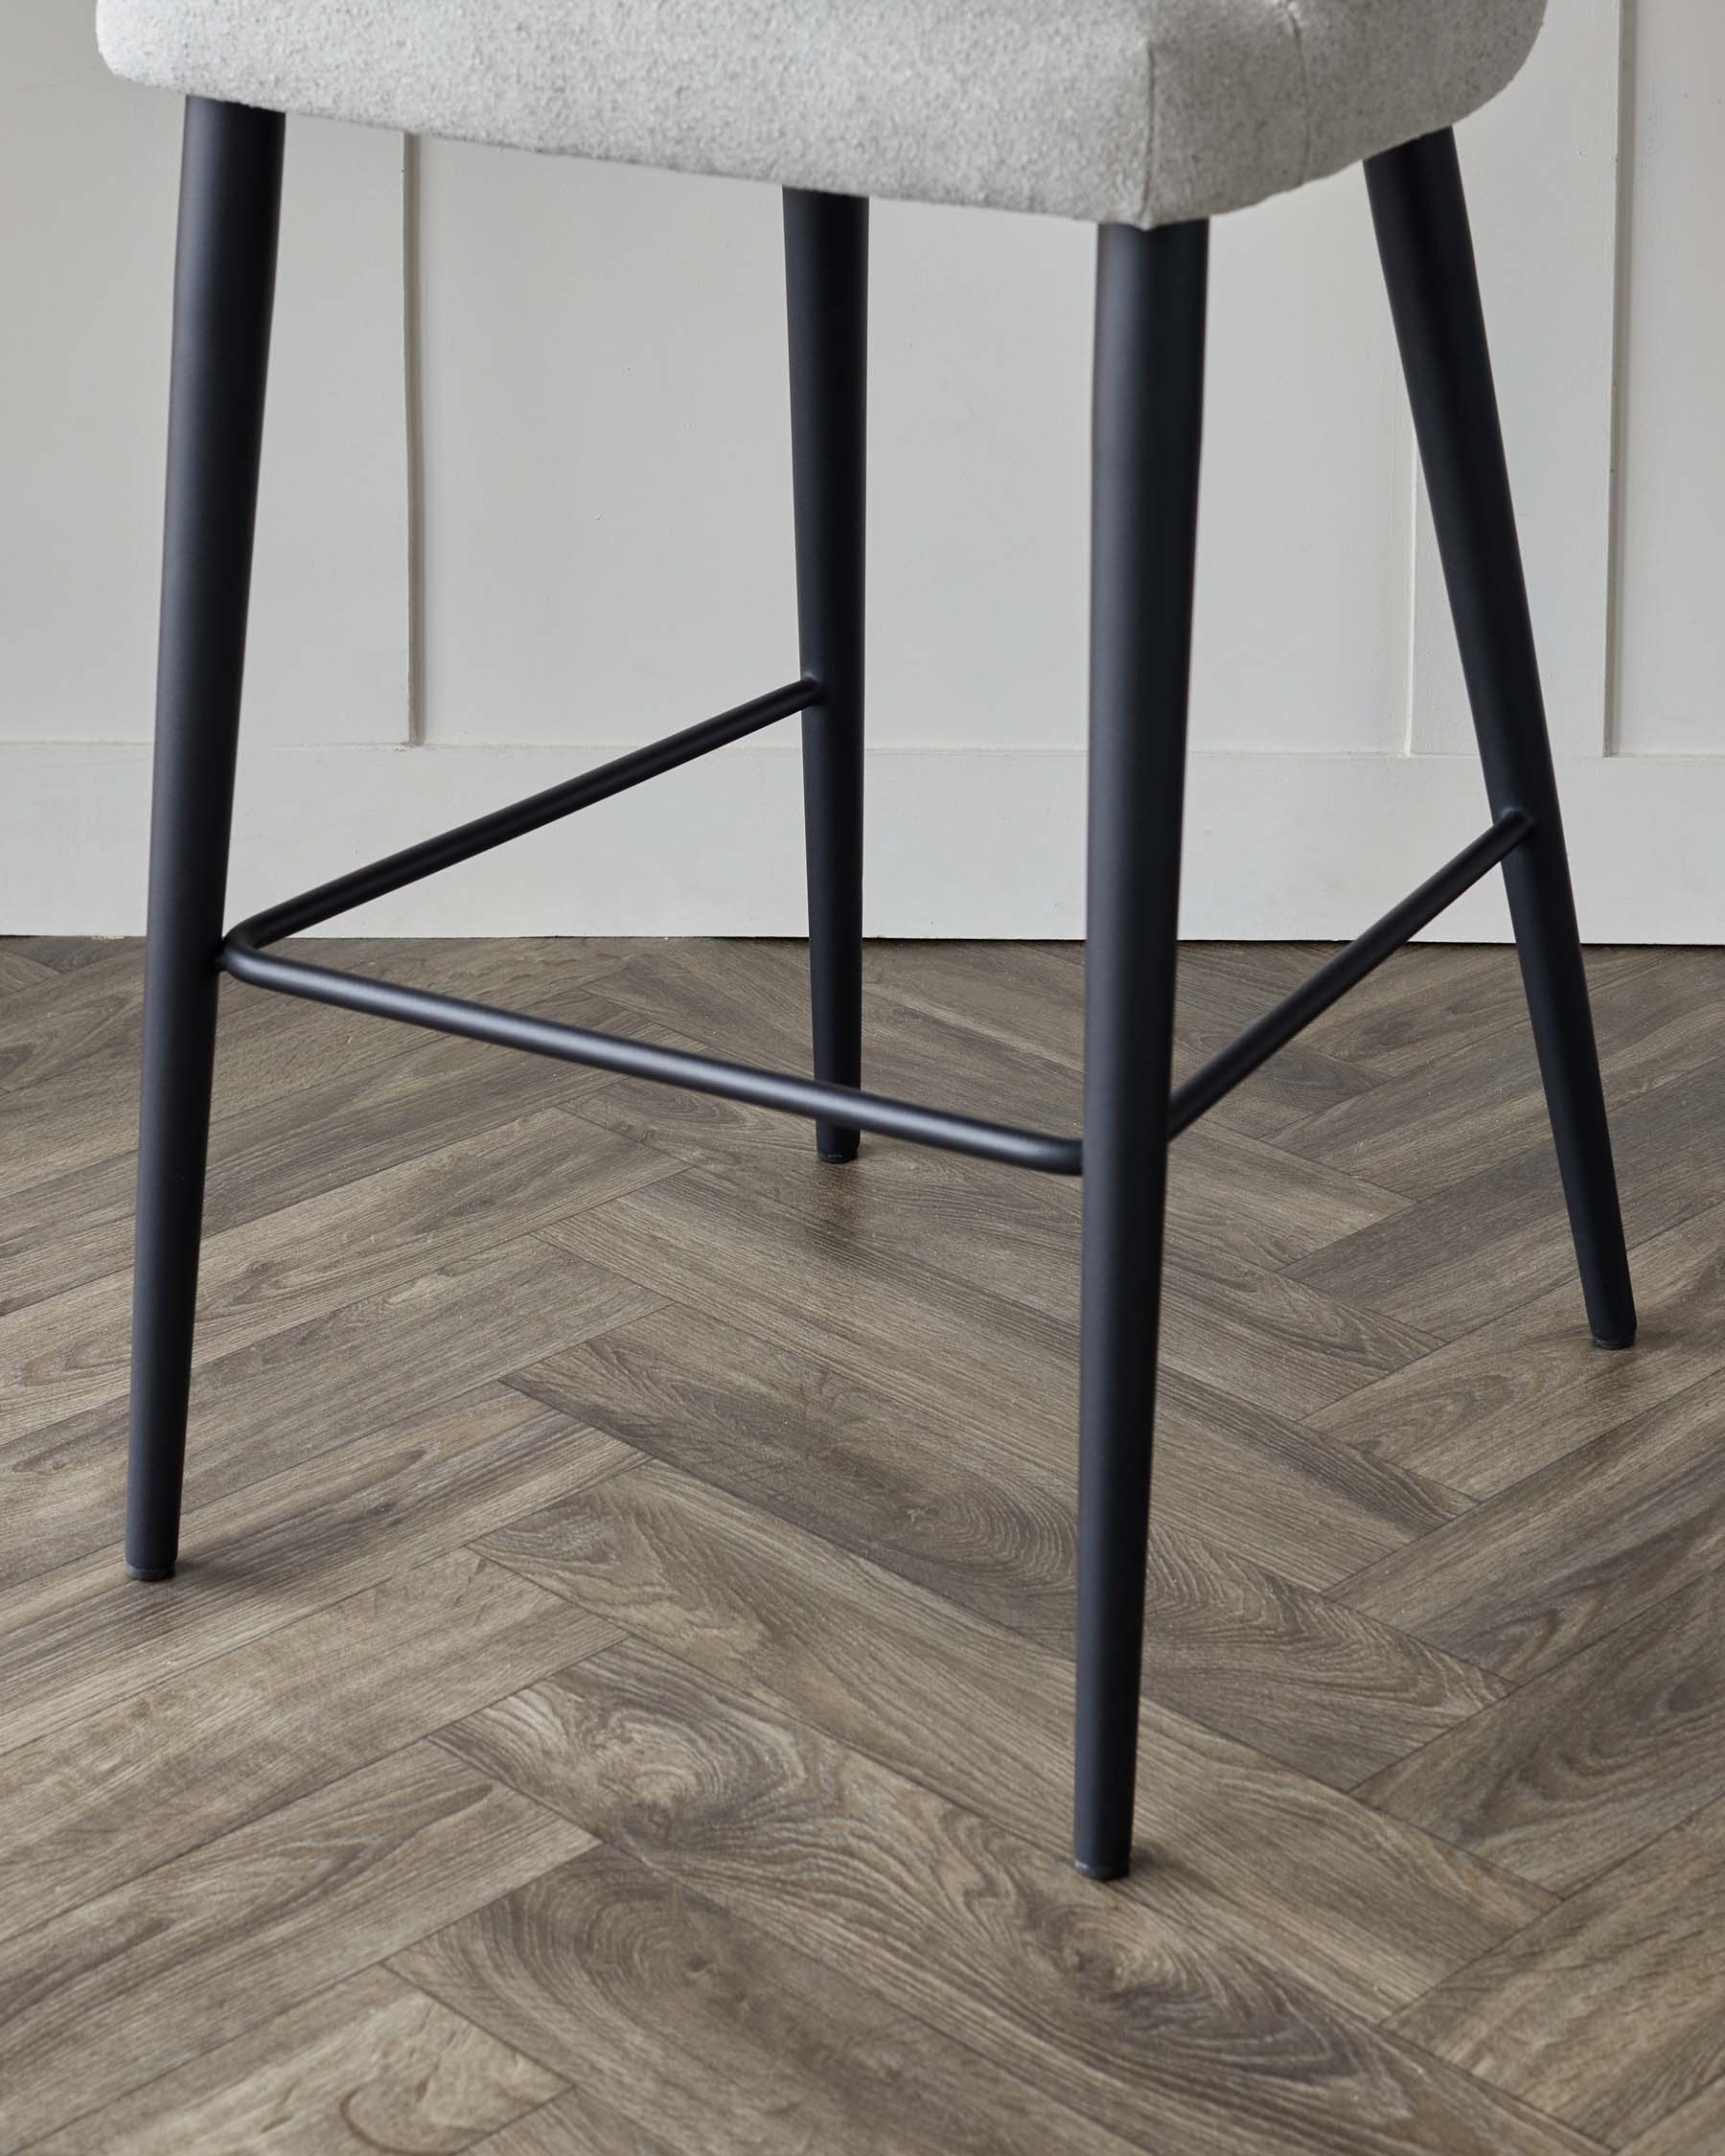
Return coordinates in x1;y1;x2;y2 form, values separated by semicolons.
986;1370;1449;1609
507;1302;1506;1786
593;936;1092;1143
26;1964;564;2156
1175;942;1392;1138
0;934;134;976
0;1233;656;1582
1308;1198;1725;1496
545;1173;1092;1465
470;2079;679;2156
0;1391;633;1757
475;1458;1551;2019
581;984;1082;1165
327;933;635;1002
1391;1793;1725;2146
0;934;627;1108
1622;2076;1725;2156
1277;947;1724;1199
669;1131;1429;1418
547;1180;1464;1589
1289;1054;1725;1341
0;982;664;1319
578;1074;1413;1292
1156;1263;1439;1419
863;939;1082;1057
509;1298;1087;1633
0;1547;619;1944
0;946;53;998
0;1074;150;1213
1290;945;1537;1082
1283;1123;1573;1341
577;948;1413;1283
0;1107;679;1443
0;957;395;1194
0;1743;592;2155
553;938;820;1070
432;1640;1595;2156
1173;949;1414;1147
1291;944;1648;1087
862;938;1375;1141
401;1841;1151;2156
1173;942;1334;1025
874;938;1357;1063
1174;1002;1376;1140
1358;1564;1725;1893
1339;1371;1725;1682
1166;1128;1414;1282
0;937;146;1092
0;939;630;1204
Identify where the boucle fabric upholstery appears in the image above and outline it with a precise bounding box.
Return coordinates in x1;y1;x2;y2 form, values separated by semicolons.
97;0;1546;227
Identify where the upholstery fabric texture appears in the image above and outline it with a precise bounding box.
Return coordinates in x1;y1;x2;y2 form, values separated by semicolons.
97;0;1547;227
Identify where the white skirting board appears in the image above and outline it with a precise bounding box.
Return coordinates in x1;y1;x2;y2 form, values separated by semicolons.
0;739;1707;944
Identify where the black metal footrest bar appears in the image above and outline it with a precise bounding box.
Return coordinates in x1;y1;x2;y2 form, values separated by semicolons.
238;680;822;946
220;934;1084;1173
1168;809;1532;1136
219;676;1530;1179
221;678;1079;1175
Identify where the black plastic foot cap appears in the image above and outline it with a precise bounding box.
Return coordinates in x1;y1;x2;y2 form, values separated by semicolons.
126;1563;175;1582
1074;1856;1128;1883
818;1145;860;1165
1592;1328;1637;1352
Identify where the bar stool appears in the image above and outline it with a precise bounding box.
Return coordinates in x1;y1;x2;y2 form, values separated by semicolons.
101;0;1636;1882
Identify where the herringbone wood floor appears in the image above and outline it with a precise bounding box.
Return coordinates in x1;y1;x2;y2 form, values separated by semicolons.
2;932;1723;2153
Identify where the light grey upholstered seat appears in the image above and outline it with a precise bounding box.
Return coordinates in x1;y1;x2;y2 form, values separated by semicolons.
98;0;1545;228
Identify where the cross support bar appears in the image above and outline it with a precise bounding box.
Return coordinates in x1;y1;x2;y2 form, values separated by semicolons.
238;679;822;946
218;685;1530;1179
1169;808;1532;1136
220;930;1083;1172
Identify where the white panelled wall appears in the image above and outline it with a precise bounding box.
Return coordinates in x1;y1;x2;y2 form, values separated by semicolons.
2;1;1721;939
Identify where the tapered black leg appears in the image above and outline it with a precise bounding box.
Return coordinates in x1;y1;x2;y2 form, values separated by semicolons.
784;190;867;1163
1073;219;1208;1880
1368;130;1636;1351
125;99;284;1580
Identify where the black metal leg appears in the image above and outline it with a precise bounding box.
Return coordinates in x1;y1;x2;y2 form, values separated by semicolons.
1368;130;1636;1352
784;189;867;1163
1073;219;1208;1880
125;98;284;1581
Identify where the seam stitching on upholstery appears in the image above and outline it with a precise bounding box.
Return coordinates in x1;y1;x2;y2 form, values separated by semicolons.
1279;0;1314;186
1135;21;1158;226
